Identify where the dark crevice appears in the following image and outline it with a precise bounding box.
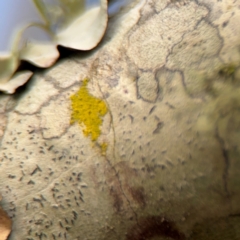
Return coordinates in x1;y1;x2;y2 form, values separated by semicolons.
95;75;141;227
215;125;230;196
104;101;140;226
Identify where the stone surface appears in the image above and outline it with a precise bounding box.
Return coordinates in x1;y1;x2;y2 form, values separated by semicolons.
0;0;240;239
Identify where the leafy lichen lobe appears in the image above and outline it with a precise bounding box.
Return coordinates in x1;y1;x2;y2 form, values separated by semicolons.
70;78;108;141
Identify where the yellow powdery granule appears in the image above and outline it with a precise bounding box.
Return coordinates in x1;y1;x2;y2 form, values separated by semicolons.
100;142;108;156
70;79;108;141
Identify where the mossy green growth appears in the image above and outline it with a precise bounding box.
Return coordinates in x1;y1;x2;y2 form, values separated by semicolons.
70;79;108;141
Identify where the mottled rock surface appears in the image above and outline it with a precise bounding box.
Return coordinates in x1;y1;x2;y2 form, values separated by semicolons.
1;0;240;239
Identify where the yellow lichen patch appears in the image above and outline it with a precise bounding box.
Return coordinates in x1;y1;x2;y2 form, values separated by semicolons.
70;79;108;141
100;142;108;156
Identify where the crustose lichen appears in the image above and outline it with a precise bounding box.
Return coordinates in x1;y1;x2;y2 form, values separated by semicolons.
70;78;108;142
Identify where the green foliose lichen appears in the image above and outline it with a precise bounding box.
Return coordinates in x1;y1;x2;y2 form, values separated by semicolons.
70;78;108;141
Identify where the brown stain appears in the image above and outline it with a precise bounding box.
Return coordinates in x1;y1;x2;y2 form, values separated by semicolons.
110;186;124;212
128;186;146;208
126;216;185;240
105;161;144;212
104;161;149;212
103;161;126;213
115;161;138;177
115;162;147;208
